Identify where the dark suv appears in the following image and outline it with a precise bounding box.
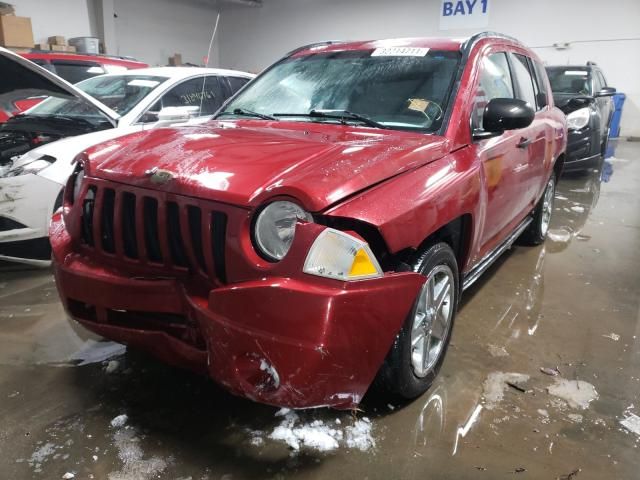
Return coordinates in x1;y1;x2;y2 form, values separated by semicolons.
546;63;615;172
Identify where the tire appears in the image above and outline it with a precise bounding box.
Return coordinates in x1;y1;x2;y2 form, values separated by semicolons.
376;242;459;399
519;173;555;246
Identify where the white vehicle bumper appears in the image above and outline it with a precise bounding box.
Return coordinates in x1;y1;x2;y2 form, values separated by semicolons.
0;173;63;266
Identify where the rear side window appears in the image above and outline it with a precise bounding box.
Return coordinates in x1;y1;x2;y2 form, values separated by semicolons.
154;76;227;116
532;61;549;109
472;52;514;130
52;61;106;84
510;54;537;109
227;76;250;94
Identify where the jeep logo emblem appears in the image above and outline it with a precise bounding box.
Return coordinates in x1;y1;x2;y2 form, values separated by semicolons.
145;167;173;185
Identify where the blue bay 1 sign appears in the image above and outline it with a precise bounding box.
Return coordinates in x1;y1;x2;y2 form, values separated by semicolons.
440;0;490;30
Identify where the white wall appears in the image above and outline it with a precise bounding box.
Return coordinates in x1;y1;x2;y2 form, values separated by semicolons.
218;0;640;136
13;0;97;44
112;0;221;66
12;0;221;67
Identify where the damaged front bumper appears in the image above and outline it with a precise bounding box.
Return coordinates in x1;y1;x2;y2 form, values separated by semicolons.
51;212;423;409
0;172;62;264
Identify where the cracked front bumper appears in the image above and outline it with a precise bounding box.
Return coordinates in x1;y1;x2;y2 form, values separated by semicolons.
51;212;423;409
0;173;62;264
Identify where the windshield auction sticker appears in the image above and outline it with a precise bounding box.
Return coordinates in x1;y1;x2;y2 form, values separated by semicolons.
371;47;430;57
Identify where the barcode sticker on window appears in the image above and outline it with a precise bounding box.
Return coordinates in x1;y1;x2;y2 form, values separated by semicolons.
371;47;430;57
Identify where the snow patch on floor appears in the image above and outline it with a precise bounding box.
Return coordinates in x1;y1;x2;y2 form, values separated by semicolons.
255;408;375;453
108;413;167;480
547;378;598;410
482;372;529;410
487;344;509;357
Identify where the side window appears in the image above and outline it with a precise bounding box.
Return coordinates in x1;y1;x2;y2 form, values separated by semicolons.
52;61;105;84
532;61;549;109
510;54;537;109
473;52;514;130
155;76;226;116
227;76;250;95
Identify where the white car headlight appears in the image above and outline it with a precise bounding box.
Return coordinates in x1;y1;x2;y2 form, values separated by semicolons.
566;107;590;130
253;200;313;261
303;228;383;281
3;156;55;177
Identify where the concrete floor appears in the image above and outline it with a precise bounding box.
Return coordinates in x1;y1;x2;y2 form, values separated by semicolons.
1;141;639;480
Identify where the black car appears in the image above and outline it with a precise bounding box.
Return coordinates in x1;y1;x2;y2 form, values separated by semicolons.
546;63;616;173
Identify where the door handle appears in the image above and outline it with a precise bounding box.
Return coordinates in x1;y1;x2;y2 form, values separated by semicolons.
516;137;531;149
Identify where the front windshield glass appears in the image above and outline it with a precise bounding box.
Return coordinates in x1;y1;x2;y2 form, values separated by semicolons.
220;49;461;132
28;74;168;120
546;68;591;95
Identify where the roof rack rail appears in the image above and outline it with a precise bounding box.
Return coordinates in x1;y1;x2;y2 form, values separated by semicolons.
24;49;142;62
285;40;344;57
460;31;523;55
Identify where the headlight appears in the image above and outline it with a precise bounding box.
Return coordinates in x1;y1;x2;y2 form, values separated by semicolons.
253;200;313;261
3;156;55;177
566;107;590;130
303;228;383;281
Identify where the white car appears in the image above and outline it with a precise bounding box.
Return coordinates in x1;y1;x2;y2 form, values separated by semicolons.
0;47;254;265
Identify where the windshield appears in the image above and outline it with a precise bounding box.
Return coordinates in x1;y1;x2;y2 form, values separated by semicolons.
219;49;461;132
28;74;168;120
546;68;591;95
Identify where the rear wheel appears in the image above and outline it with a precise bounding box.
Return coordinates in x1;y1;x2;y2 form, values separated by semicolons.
377;242;459;399
519;173;555;245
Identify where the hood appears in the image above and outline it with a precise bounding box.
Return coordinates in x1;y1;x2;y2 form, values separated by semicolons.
85;120;451;211
0;47;119;124
552;92;594;115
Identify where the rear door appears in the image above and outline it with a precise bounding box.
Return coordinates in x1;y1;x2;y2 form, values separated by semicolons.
472;51;532;255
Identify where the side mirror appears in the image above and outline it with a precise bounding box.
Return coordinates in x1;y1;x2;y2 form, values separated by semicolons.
157;106;200;123
567;96;593;109
473;98;535;140
595;87;616;97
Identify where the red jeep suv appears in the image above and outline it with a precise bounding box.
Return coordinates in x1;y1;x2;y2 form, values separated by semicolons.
51;33;566;409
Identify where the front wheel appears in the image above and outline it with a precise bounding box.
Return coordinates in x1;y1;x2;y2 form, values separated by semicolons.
519;173;555;245
376;242;459;399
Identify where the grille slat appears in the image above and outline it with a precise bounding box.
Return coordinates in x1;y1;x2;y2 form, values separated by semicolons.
77;181;227;283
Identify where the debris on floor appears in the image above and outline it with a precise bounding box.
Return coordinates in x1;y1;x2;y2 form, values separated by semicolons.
540;366;560;376
619;412;640;437
602;332;621;341
547;378;598;410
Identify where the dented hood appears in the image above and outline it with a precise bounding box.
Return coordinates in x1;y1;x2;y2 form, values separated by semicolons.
85;120;450;211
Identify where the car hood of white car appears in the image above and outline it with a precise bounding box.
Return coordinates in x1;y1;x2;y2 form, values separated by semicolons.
0;46;120;124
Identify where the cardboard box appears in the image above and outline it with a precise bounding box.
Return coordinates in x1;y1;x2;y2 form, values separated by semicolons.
50;44;75;53
0;2;15;16
47;35;66;46
168;53;182;66
0;15;34;48
35;43;50;50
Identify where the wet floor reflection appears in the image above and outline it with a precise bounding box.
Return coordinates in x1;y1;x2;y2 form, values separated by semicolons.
1;142;639;479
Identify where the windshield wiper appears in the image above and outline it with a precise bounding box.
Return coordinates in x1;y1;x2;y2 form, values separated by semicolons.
217;108;278;121
273;109;389;129
10;114;95;128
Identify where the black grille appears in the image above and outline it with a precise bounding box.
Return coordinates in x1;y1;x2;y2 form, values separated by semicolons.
77;183;227;282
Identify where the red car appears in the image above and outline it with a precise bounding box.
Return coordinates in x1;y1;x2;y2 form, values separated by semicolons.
0;52;147;122
51;33;566;409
